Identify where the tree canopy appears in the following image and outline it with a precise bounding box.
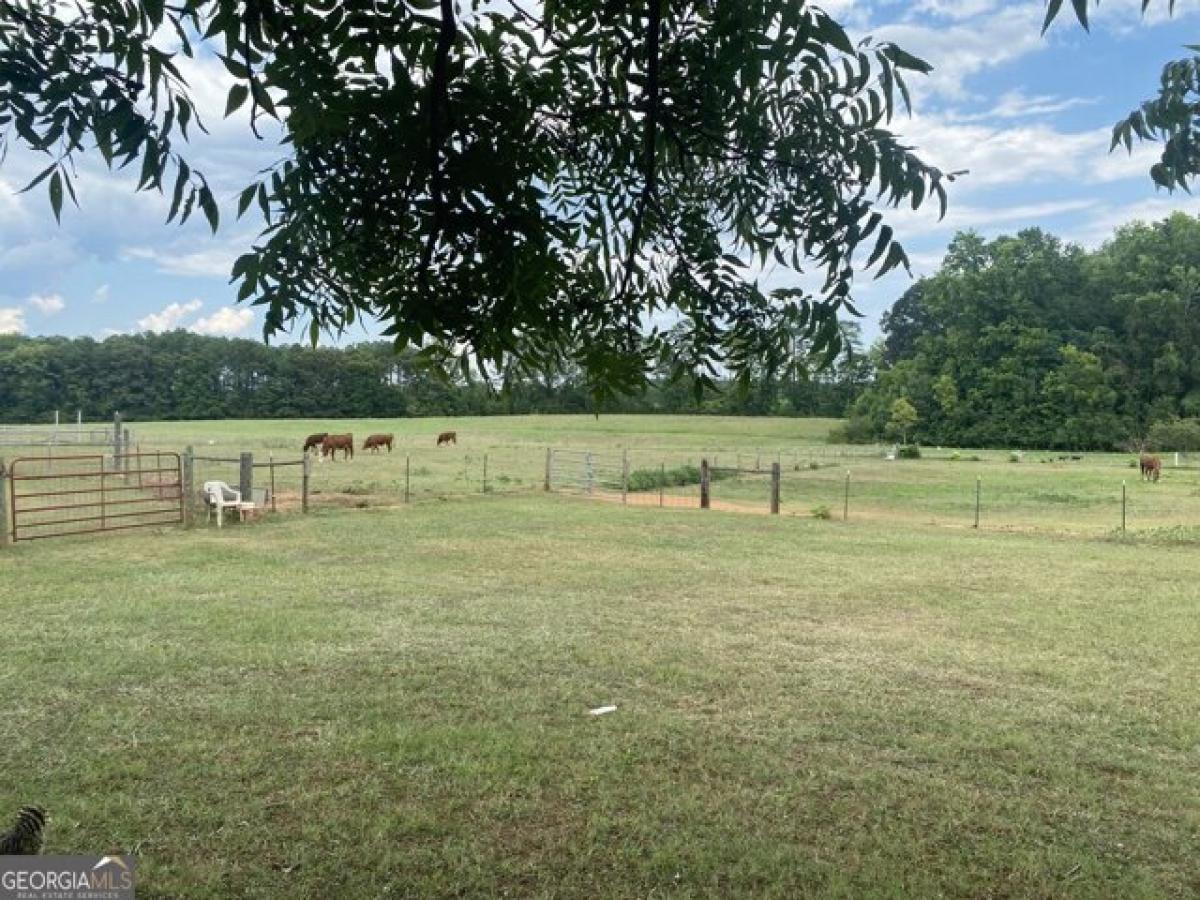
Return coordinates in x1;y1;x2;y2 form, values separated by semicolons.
0;327;871;422
847;213;1200;451
3;1;1191;400
0;0;957;398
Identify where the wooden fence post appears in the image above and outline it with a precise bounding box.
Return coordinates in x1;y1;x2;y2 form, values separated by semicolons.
622;449;629;505
302;453;312;514
1122;480;1127;533
0;457;8;546
123;427;132;473
770;462;781;515
974;477;981;529
182;446;195;528
113;412;122;462
544;448;551;492
269;455;277;512
700;458;711;510
483;452;489;494
240;452;253;503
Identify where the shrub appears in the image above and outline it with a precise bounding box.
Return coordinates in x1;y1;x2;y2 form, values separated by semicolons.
950;451;962;461
825;425;849;444
811;504;832;520
808;460;821;470
626;464;728;492
1009;451;1022;463
828;416;877;445
896;444;921;460
1146;417;1200;452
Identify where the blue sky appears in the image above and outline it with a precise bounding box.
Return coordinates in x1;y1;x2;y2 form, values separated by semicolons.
2;0;1200;345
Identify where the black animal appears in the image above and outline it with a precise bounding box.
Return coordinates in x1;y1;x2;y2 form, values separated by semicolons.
0;806;46;854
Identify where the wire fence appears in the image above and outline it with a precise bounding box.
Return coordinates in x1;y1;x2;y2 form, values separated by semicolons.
6;438;1198;544
546;448;1200;536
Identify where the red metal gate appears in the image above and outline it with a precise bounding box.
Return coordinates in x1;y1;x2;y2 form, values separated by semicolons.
7;452;183;541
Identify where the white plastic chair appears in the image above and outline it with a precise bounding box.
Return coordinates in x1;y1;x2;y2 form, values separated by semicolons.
202;481;242;528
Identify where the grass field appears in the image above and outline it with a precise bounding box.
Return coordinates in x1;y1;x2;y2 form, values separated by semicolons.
82;413;1200;535
1;493;1198;898
3;415;1200;897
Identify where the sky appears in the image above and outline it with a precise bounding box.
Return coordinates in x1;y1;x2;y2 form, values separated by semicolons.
2;0;1200;346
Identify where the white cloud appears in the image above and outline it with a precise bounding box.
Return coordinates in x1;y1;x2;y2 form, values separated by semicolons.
190;306;255;336
120;242;241;278
137;299;203;333
26;292;65;315
892;113;1163;194
953;90;1098;122
1064;195;1200;249
93;283;110;303
0;308;26;335
872;6;1044;101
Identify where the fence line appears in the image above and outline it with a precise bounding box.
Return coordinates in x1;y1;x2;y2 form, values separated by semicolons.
3;441;1182;545
544;448;1168;535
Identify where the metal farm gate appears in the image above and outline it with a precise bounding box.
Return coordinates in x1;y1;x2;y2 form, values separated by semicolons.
5;452;183;542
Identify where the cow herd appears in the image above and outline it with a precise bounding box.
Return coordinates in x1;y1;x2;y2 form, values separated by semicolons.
301;430;457;461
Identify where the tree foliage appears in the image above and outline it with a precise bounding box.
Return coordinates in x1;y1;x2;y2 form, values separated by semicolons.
0;0;955;398
849;213;1200;451
0;328;869;422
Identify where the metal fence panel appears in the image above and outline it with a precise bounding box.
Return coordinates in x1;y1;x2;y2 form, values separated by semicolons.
8;452;183;541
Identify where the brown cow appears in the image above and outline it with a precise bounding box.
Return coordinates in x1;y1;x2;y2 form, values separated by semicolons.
322;433;354;461
436;431;457;446
303;432;328;453
1140;453;1162;482
363;433;394;454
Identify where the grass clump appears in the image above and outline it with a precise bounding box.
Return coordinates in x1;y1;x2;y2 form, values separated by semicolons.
627;464;728;492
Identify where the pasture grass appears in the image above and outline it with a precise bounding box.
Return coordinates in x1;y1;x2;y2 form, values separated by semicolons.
2;495;1198;897
19;414;1183;535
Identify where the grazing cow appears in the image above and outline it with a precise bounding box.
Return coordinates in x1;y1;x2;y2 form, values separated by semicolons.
436;430;457;446
363;433;394;454
303;432;328;453
322;433;354;461
1139;453;1162;482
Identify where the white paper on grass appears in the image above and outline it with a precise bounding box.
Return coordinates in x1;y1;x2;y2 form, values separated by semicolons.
589;705;617;716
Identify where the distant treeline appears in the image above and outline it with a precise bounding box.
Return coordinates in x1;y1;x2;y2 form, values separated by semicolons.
846;213;1200;451
0;329;870;423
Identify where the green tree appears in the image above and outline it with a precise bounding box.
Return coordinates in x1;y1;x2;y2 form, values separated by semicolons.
0;0;955;399
849;214;1200;451
887;397;918;445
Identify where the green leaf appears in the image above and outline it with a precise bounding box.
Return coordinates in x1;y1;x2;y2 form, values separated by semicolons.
1071;0;1090;30
225;84;250;117
237;184;257;218
18;164;57;194
168;164;190;222
198;186;219;232
1042;0;1065;34
49;171;64;223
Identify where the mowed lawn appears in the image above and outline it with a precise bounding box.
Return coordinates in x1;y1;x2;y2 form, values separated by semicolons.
2;496;1198;898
